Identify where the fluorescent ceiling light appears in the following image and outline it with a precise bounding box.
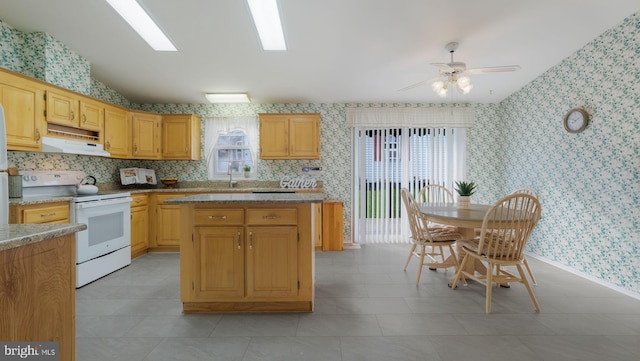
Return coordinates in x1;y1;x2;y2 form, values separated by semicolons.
205;93;251;103
105;0;177;51
247;0;287;51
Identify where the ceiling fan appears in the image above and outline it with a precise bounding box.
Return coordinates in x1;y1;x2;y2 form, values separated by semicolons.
400;42;521;97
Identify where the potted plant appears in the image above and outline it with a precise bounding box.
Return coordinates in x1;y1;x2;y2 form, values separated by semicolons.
243;164;251;178
454;181;476;209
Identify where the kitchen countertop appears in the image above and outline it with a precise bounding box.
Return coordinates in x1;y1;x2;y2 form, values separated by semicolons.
165;192;325;204
0;223;87;252
8;187;324;206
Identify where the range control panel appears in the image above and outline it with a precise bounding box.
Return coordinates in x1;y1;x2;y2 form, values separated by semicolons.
20;170;86;188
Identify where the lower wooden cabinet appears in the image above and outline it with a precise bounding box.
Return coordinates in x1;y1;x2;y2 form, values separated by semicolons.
150;193;205;252
246;225;298;298
130;193;149;258
193;226;245;299
322;200;344;251
9;201;70;224
180;202;316;313
0;234;76;361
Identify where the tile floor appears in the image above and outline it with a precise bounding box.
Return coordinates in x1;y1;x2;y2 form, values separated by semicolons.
76;244;640;360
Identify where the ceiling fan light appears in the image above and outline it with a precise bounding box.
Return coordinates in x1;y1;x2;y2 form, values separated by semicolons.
459;84;473;94
432;81;444;92
437;87;448;98
457;76;471;88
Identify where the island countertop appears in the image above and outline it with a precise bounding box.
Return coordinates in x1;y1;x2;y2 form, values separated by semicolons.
0;223;87;252
164;192;325;204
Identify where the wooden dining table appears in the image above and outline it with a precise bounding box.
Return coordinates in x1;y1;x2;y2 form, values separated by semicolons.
419;203;492;276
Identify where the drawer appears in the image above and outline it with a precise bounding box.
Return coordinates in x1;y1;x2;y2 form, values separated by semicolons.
246;209;297;225
22;204;70;223
130;194;148;207
194;209;244;225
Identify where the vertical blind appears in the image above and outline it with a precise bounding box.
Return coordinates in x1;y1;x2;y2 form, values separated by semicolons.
353;126;467;244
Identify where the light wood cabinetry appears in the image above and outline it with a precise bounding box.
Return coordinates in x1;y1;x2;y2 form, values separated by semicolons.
259;113;320;159
131;111;162;159
162;114;201;160
312;202;323;251
246;225;299;298
45;88;102;132
193;224;245;299
79;97;104;132
9;201;71;224
0;234;76;361
150;193;192;252
44;88;79;128
130;194;149;258
104;104;130;158
322;200;344;251
0;70;43;151
0;67;203;161
180;202;315;313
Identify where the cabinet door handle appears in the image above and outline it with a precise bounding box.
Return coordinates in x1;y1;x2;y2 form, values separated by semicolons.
70;110;75;120
262;215;281;220
134;144;138;153
105;140;110;150
237;231;241;249
134;199;142;203
208;215;227;220
249;231;253;249
40;212;56;217
35;128;41;141
82;113;87;123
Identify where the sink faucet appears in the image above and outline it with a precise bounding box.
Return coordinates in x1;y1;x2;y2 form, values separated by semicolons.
228;162;238;188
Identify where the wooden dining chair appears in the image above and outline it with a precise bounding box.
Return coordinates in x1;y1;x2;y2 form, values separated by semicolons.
401;188;462;286
417;184;456;233
449;193;542;313
417;184;454;204
510;187;540;285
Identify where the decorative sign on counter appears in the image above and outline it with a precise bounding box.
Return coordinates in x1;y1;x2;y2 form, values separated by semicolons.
280;176;318;189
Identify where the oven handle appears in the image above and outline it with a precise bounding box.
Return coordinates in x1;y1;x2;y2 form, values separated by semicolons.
75;197;133;209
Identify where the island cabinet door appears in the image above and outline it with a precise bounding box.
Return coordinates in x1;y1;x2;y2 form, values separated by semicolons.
246;226;298;299
193;226;244;299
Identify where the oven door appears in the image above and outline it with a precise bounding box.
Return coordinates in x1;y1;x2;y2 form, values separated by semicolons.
75;197;132;264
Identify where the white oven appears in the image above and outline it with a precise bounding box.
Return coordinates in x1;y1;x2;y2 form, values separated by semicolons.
71;193;131;287
75;196;131;263
73;194;132;287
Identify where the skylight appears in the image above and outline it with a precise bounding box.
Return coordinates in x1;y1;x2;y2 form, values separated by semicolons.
105;0;177;51
247;0;287;51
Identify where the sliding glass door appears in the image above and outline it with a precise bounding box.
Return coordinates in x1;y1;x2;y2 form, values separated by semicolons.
353;127;467;244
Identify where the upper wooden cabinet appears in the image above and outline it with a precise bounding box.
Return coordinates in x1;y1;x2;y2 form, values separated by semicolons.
161;114;201;160
259;113;320;159
45;88;102;132
104;104;130;158
0;67;201;161
131;111;161;159
0;71;43;151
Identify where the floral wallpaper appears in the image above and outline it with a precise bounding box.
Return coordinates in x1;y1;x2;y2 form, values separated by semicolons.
1;11;639;296
493;12;640;294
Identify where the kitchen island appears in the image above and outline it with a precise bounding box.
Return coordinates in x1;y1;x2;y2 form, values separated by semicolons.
166;193;324;313
1;223;86;361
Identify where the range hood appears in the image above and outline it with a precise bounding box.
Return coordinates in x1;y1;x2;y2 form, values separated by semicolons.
41;137;111;157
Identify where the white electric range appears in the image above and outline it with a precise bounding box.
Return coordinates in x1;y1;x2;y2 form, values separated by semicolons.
21;170;132;287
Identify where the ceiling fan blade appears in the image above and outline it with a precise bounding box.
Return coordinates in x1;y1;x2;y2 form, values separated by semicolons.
398;76;441;92
465;65;521;74
430;62;455;73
